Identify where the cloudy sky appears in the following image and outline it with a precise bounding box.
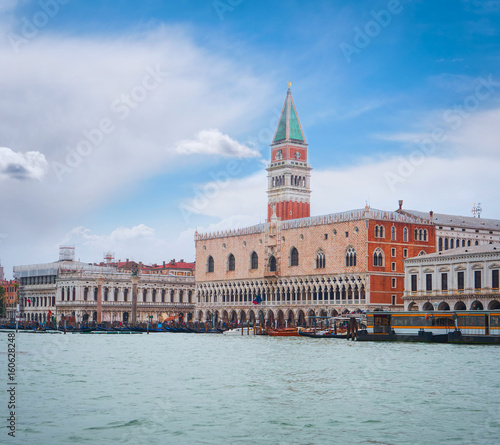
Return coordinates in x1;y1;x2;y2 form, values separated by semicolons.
1;0;500;277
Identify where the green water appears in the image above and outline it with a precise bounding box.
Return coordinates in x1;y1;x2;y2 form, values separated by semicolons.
1;333;499;444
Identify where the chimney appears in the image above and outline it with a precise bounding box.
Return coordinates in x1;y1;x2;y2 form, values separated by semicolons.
180;259;184;263
163;261;165;268
126;258;129;263
398;200;403;210
429;210;434;220
170;259;175;265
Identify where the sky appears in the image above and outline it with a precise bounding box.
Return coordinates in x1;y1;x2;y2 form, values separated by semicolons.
1;0;500;278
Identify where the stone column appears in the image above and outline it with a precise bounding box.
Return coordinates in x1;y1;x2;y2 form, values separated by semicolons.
131;275;139;324
96;277;105;324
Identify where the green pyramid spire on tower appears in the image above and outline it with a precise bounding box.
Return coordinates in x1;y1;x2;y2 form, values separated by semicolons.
272;84;306;144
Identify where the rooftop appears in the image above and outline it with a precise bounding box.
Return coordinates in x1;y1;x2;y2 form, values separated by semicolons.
399;209;500;231
150;261;195;270
196;207;432;241
406;244;500;262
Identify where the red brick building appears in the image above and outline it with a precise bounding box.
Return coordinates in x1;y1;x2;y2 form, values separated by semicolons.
2;279;19;319
195;87;435;326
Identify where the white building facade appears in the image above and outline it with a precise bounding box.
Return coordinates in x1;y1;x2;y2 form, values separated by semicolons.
56;270;195;324
13;260;114;323
403;245;500;311
398;204;500;252
14;256;196;324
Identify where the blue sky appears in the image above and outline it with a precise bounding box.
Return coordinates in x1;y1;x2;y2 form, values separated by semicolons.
1;0;500;277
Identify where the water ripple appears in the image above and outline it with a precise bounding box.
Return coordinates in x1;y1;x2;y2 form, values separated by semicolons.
2;333;499;444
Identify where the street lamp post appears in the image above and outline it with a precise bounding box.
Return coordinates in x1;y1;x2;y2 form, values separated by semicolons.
147;315;153;334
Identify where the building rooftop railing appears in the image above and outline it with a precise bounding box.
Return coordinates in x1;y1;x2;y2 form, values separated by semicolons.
57;271;195;284
56;301;196;307
195;208;432;241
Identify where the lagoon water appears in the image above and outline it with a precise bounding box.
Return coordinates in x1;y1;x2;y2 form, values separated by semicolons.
2;332;500;444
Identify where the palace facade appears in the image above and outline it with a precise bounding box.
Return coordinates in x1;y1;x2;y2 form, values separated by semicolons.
397;204;500;252
56;269;195;324
13;249;196;324
403;245;500;311
195;86;436;327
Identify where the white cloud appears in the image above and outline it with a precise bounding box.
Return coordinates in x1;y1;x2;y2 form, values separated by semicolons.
374;103;500;159
312;155;500;217
179;170;267;223
0;147;48;180
187;151;500;233
66;224;155;246
175;128;260;158
0;22;275;276
61;223;199;265
110;224;155;242
63;224;162;262
447;107;500;155
196;214;263;233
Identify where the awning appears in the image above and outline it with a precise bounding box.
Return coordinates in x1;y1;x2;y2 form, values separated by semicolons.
164;315;180;322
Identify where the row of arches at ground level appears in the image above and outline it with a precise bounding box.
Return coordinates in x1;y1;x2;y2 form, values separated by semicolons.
22;311;195;324
22;311;102;323
407;300;500;311
197;308;360;328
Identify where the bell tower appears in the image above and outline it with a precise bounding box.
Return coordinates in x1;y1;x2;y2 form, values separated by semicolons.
267;84;311;221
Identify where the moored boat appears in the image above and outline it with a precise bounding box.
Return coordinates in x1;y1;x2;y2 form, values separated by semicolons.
357;310;500;344
266;327;299;337
222;327;255;336
298;327;347;338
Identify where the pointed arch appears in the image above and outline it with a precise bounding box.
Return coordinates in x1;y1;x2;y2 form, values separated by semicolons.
290;246;299;267
316;250;326;269
227;253;235;272
373;248;384;267
268;255;277;272
345;247;357;267
207;255;214;273
250;251;258;270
